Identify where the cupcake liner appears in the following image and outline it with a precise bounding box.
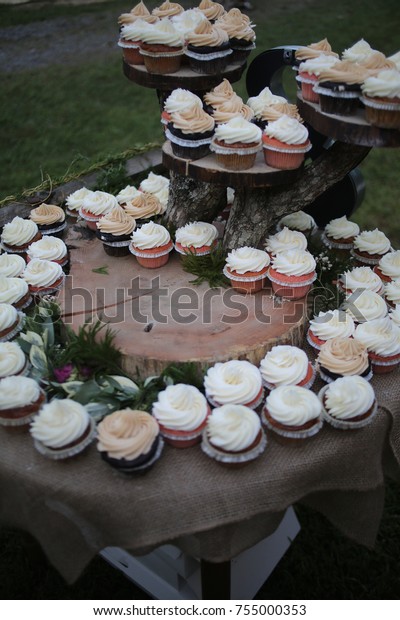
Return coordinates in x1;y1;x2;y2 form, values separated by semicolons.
360;97;400;129
101;239;132;248
65;208;80;218
29;274;65;297
262;142;312;155
0;312;25;342
318;385;378;429
40;222;67;236
321;231;354;250
261;407;323;439
33;416;96;460
166;128;213;147
313;84;360;99
319;367;373;383
140;48;184;59
350;249;382;266
17;294;33;310
360;96;400;112
107;437;165;474
201;428;267;465
262;364;316;391
210;141;261;157
184;48;232;61
78;208;102;222
0;388;46;427
268;269;317;287
230;42;255;53
306;329;323;351
206;389;264;411
296;74;317;86
129;243;173;259
174;243;215;257
0;242;28;255
223;265;268;283
117;40;140;50
369;353;400;367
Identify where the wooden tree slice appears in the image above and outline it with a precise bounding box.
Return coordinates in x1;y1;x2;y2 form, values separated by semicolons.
297;95;400;148
59;223;308;376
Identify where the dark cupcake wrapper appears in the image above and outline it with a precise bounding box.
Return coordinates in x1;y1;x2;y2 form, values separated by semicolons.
100;436;164;474
167;123;214;142
187;42;231;55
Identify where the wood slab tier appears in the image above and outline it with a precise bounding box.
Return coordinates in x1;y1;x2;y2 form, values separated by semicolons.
297;94;400;148
162;141;303;188
59;222;308;376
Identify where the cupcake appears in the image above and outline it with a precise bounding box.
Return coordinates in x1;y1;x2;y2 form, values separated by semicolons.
118;1;158;27
216;8;255;62
316;337;371;383
0;303;25;342
313;61;369;116
204;359;263;409
30;399;95;460
79;190;118;231
261;385;322;442
247;87;300;130
185;20;231;75
0;253;26;277
139;18;185;75
211;94;254;125
130;221;173;268
385;279;400;308
0;375;45;427
167;106;215;160
223;246;270;294
265;227;308;256
96;205;136;257
161;88;203;128
374;250;400;283
338;266;384;296
201;404;266;467
29;203;66;238
139;172;170;208
0;342;28;379
359;52;396;74
322;215;360;251
22;259;65;296
171;9;208;40
175;221;218;256
307;309;355;351
297;54;340;103
152;383;210;447
389;304;400;327
97;408;163;474
259;345;315;391
319;375;377;430
0;276;31;310
123;192;165;224
351;229;391;266
262;115;311;170
203;78;235;114
277;210;316;234
116;185;141;207
210;116;262;171
118;19;151;65
341;39;377;64
355;316;400;373
295;38;339;65
197;0;225;23
26;236;69;268
1;217;41;254
343;289;388;323
65;187;92;218
268;249;316;300
152;0;184;19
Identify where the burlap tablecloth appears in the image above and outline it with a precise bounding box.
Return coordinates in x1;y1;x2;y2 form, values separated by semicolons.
0;370;399;584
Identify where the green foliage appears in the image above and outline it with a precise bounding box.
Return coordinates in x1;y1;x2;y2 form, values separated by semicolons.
181;243;229;289
95;161;131;195
92;266;109;275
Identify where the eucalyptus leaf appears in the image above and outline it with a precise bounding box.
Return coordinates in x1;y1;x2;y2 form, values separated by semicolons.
86;401;113;422
30;345;48;373
20;331;44;348
73;379;102;404
61;381;85;396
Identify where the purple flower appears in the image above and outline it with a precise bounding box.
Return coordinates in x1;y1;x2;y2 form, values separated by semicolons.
80;365;93;378
53;363;74;383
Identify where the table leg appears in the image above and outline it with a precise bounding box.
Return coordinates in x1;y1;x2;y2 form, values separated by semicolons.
200;559;231;600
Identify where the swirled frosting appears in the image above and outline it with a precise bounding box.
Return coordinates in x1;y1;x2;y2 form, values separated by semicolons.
355;316;400;356
120;19;152;41
0;303;18;331
216;8;255;41
0;342;26;378
343;289;388;323
359;52;396;73
266;385;321;425
309;309;355;340
118;2;158;25
295;38;338;61
378;250;400;278
317;337;369;376
152;1;184;18
214;116;261;144
388;51;400;70
97;205;136;236
1;217;39;247
259;102;303;123
22;259;63;288
82;190;118;216
198;0;225;22
389;304;400;327
139;173;170;206
0;254;26;277
164;88;203;114
342;39;376;63
323;376;375;419
299;54;340;76
317;60;370;85
353;229;391;255
170;106;215;134
152;383;209;431
0;276;29;305
278;210;316;232
362;69;400;98
30;204;65;226
271;250;316;277
171;9;207;36
116;185;141;205
385;279;400;304
212;96;254;123
175;221;218;248
131;222;171;250
325;215;360;240
204;360;262;405
206;404;261;452
97;409;159;460
30;399;89;449
203;79;235;107
186;19;228;47
65;187;92;212
27;236;67;262
225;247;270;274
124;193;165;219
0;375;41;409
263;115;309;145
259;345;309;387
141;17;184;46
265;227;308;254
340;266;383;293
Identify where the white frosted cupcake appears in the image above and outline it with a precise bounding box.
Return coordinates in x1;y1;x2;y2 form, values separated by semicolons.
161;88;203;127
316;337;372;383
223;246;270;294
297;54;340;102
30;399;95;460
342;39;376;63
152;383;210;448
259;345;315;390
262;115;311;170
139;172;170;208
26;236;68;267
0;375;45;427
351;229;391;265
360;68;400;129
265;227;308;256
389;304;400;327
79;190;118;231
130;221;173;268
385;278;400;307
175;221;218;256
116;185;141;207
210;116;262;171
268;249;316;300
0;342;28;378
374;250;400;283
0;303;25;342
1;217;41;254
0;253;26;277
0;276;31;310
339;266;384;295
65;187;92;218
204;359;263;409
322;215;360;250
307;309;355;350
319;375;377;430
201;404;266;467
343;289;388;323
118;18;152;65
247;86;288;121
277;210;316;234
22;259;64;296
261;385;322;441
139;18;185;75
354;316;400;374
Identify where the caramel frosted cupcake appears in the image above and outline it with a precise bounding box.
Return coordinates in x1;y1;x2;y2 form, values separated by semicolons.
79;190;118;231
185;20;231;74
247;87;301;129
97;408;163;474
323;215;360;251
130;221;173;268
118;1;158;27
0;253;26;277
343;289;388;323
211;94;254;125
385;279;400;307
223;246;270;294
0;303;25;342
152;0;184;19
210;116;262;171
307;309;355;351
161;88;203;128
297;54;340;103
96;205;136;257
26;236;69;268
295;38;338;64
259;345;315;391
216;7;255;62
116;185;141;207
314;60;369;116
374;250;400;283
197;0;225;23
339;266;384;296
262;115;311;170
203;78;235;113
204;359;263;409
317;337;371;383
22;258;64;296
167;105;215;160
123;192;165;224
268;249;316;300
65;186;92;218
1;217;41;254
354;316;400;374
0;275;31;310
152;383;210;448
277;210;316;234
139;18;185;74
31;399;95;459
171;9;208;40
175;221;218;256
352;229;391;265
118;19;152;65
265;227;308;256
201;404;266;467
0;342;28;379
319;375;377;430
361;68;400;128
30;203;66;238
0;375;45;427
262;385;322;442
139;172;169;208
